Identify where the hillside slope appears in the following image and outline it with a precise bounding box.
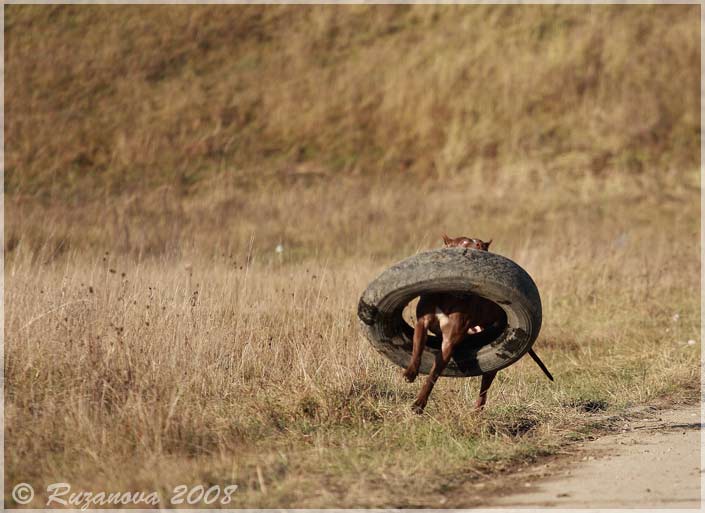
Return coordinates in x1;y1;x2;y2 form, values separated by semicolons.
5;5;700;196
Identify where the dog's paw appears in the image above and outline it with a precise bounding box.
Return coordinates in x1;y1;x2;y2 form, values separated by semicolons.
411;402;425;415
402;368;418;383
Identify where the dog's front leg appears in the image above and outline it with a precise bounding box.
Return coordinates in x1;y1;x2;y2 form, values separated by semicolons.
403;317;428;383
411;334;459;414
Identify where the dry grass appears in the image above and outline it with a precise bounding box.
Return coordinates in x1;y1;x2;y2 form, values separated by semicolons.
4;4;701;508
5;5;700;195
5;169;700;507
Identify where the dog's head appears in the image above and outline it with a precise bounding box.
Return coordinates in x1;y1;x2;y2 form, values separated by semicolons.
442;234;492;251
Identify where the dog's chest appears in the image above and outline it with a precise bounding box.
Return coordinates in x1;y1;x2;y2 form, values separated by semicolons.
418;293;488;335
431;305;479;334
434;307;451;329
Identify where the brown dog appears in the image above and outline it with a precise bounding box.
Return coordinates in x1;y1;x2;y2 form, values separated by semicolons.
403;234;553;414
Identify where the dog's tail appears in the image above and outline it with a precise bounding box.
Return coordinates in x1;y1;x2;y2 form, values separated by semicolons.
528;349;554;382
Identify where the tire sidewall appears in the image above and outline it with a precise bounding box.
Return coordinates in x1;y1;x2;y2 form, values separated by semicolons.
358;248;542;376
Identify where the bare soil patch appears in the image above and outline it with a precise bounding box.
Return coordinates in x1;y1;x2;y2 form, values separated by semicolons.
476;403;701;508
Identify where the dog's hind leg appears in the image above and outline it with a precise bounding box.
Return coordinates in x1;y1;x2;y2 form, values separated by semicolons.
474;371;497;410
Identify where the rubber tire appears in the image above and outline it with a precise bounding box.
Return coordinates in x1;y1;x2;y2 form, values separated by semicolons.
357;248;542;377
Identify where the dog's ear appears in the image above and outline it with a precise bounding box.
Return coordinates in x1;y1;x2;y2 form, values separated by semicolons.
484;239;493;250
442;233;452;246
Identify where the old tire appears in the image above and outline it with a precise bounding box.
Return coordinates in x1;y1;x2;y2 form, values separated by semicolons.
357;248;542;377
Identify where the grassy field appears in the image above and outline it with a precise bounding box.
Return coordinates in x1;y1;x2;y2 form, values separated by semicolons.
4;4;701;509
5;171;700;507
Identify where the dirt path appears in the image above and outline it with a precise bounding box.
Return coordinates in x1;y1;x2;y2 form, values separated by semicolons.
485;404;702;508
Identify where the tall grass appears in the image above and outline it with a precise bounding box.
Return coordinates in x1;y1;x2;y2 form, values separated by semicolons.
5;170;700;507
